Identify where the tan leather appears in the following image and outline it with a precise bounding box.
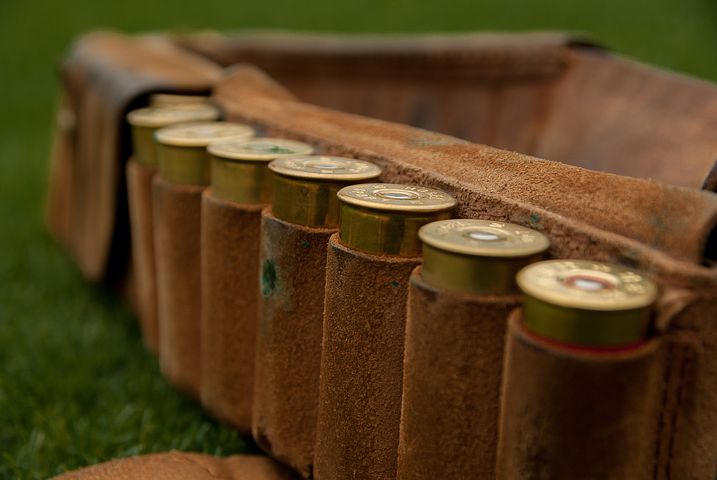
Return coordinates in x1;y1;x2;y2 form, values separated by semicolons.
214;68;717;265
496;311;664;480
397;268;519;480
44;32;717;479
216;68;717;480
126;159;158;353
179;31;717;191
314;234;419;480
153;177;204;398
45;31;222;283
252;209;334;477
200;192;264;432
52;451;297;479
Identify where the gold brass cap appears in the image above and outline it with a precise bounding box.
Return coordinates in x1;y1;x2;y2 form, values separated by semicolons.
419;219;549;294
269;155;382;228
150;93;212;107
207;138;314;205
517;259;658;347
208;138;314;161
337;184;457;257
155;121;254;147
269;154;383;180
126;104;220;128
126;105;221;168
155;121;254;185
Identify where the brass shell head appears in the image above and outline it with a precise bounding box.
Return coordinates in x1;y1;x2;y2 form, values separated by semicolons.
207;138;314;204
419;219;549;294
337;183;457;257
517;259;658;347
126;104;221;167
269;155;382;228
155;121;254;185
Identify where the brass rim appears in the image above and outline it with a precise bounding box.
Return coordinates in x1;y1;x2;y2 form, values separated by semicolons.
517;260;657;346
337;184;456;257
208;137;314;161
269;156;381;228
419;219;549;294
155;121;254;147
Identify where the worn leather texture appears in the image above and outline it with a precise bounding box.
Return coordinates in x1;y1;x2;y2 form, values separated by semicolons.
200;192;264;432
252;209;335;478
397;268;520;480
153;177;204;398
45;31;222;283
178;31;717;191
496;311;664;480
52;451;297;480
126;159;158;353
215;68;717;479
44;31;717;479
314;234;420;480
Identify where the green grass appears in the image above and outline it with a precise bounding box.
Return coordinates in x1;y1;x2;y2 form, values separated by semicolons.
0;0;715;478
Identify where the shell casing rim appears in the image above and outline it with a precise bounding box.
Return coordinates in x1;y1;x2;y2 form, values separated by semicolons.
210;155;273;205
126;104;220;128
208;137;314;161
268;154;383;181
521;295;652;347
270;172;352;228
338;202;453;257
154;121;254;148
130;124;160;168
516;259;658;312
421;243;543;295
157;143;211;186
419;218;550;258
337;183;457;213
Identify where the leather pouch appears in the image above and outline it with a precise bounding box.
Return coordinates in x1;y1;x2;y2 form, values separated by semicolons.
314;234;419;480
200;191;263;432
397;267;520;480
153;176;204;397
126;158;159;353
252;209;335;477
52;451;297;480
496;311;663;480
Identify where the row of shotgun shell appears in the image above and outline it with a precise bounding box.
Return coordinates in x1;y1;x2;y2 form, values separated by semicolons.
125;93;660;480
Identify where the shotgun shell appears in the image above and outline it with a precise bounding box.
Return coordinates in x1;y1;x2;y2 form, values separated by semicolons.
419;219;550;295
155;121;254;185
337;183;456;257
208;138;314;205
150;93;214;107
126;104;221;167
516;259;658;347
269;155;382;228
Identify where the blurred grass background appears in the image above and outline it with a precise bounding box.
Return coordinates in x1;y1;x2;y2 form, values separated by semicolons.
0;0;715;478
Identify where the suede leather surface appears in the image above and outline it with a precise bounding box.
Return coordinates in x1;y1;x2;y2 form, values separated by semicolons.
200;192;264;432
153;177;204;398
252;210;335;478
496;312;664;480
314;234;420;480
214;69;717;266
126;159;158;353
397;268;520;480
178;31;717;191
52;451;297;480
46;31;222;282
43;32;717;479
